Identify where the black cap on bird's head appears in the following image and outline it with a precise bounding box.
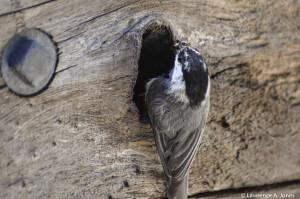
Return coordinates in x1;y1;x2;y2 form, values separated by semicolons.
171;40;209;106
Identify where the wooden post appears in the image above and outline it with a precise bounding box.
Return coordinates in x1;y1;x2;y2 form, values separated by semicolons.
0;1;299;198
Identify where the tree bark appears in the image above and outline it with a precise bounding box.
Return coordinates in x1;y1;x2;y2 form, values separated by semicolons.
0;0;299;198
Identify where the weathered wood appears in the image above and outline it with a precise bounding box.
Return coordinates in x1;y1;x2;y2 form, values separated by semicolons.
0;0;299;198
190;181;300;199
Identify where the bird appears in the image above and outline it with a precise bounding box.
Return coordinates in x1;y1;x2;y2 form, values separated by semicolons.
145;40;210;199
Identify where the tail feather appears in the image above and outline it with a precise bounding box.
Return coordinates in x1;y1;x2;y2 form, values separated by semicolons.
167;175;188;199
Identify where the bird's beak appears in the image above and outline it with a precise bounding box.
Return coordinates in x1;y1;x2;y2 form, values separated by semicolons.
174;40;184;51
174;40;191;51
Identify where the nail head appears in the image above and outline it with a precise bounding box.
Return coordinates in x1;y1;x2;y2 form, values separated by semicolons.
1;29;57;96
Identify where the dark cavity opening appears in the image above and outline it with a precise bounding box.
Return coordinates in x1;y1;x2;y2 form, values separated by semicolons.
133;23;175;123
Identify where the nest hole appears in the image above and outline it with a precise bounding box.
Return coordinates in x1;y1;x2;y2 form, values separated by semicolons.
133;23;175;123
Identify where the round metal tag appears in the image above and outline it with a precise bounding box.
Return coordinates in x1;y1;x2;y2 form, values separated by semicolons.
1;29;57;96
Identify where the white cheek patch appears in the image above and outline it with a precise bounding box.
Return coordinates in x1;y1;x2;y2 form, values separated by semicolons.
170;56;185;91
168;54;189;102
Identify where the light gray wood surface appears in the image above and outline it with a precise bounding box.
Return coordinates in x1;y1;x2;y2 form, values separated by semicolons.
0;0;299;198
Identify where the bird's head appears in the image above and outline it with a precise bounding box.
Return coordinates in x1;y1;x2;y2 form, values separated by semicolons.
169;40;209;106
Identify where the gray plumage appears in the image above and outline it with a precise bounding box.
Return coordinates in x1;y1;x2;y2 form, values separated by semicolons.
145;42;210;199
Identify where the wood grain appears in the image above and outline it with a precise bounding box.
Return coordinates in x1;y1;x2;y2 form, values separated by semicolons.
0;0;299;198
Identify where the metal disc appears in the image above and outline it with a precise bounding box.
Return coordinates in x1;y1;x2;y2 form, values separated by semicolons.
1;29;57;96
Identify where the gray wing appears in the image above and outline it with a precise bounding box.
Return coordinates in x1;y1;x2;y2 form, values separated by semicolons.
146;77;210;196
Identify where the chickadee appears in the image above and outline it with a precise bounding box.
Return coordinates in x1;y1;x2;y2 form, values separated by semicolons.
145;41;210;199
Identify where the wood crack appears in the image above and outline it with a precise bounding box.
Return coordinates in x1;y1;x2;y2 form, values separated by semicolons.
109;15;149;46
55;65;77;74
0;0;57;17
0;84;7;90
210;63;248;79
77;0;140;27
103;75;132;84
57;1;140;44
57;32;85;44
